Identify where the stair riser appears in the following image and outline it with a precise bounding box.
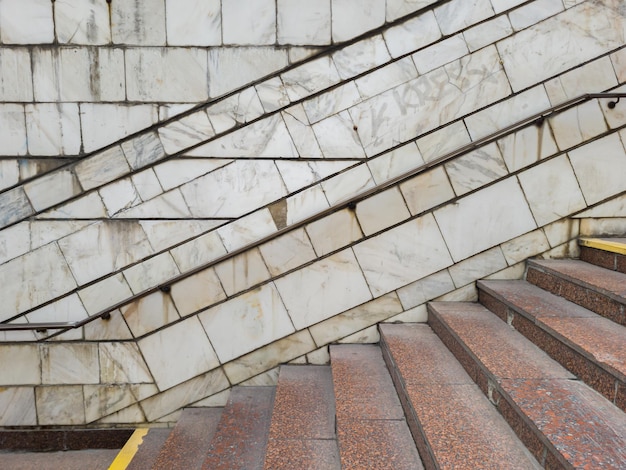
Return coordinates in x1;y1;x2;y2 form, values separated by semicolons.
478;290;626;412
580;246;626;274
428;311;570;470
526;267;626;326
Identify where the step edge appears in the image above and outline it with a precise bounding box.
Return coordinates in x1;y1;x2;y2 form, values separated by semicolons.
579;238;626;255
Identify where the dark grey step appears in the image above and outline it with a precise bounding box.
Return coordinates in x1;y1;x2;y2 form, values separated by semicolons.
126;428;171;470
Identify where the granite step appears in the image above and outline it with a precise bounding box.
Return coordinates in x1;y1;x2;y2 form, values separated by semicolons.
151;407;222;470
201;386;274;470
526;258;626;325
330;344;423;470
263;365;340;469
579;237;626;274
428;302;626;469
379;323;541;470
125;428;171;470
478;279;626;412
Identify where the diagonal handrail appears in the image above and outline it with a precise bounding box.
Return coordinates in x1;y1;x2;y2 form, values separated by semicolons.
2;91;625;337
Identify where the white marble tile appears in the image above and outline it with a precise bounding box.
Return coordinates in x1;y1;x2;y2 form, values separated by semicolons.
36;192;106;220
80;103;158;152
498;2;626;92
27;294;87;325
322;163;375;205
509;0;564;31
215;249;271;297
132;169;163;202
355;57;418;100
258;228;317;277
115;190;192;219
575;195;626;219
192;389;231;407
384;305;428;323
58;221;153;285
396;269;455;309
41;344;99;385
0;104;26;156
170;231;227;272
208;48;289;98
356;187;411;236
445;143;508;196
368;142;424;184
0;243;77;322
275;249;372;329
154;159;231;191
77;274;133;315
0;222;30;265
313;110;366;158
448;247;507;287
0;387;36;426
126;48;208;101
464;15;513;52
96;403;146;424
256;77;291;113
309;293;402;345
435;283;478;302
0;345;40;385
180;160;287;218
542;218;579;248
611;48;626;83
545;56;618;104
549;100;608;150
75;146;130;191
497;120;558;172
121;292;180;338
579;218;626;238
24;169;81;212
399;166;456;215
204;88;265;134
277;0;331;45
284;184;331;226
124;252;181;294
490;0;526;13
383;11;441;58
569;132;626;205
306;209;363;257
332;35;391;79
100;179;141;217
138;316;220;390
0;48;33;101
218;209;278;252
25;103;81;156
200;283;294;363
170;268;226;317
307;348;331;365
158;112;215;155
275;159;355;193
0;0;54;43
0;159;19;192
304;82;362;124
434;177;537;261
416;121;471;163
501;229;551;265
338;325;380;344
600;85;626;130
331;0;385;43
84;309;134;341
281;56;341;101
111;0;166;45
36;386;85;425
434;0;494;35
159;104;195;121
412;35;469;74
484;262;526;281
121;132;166;171
140;219;223;253
0;187;33;228
54;0;110;44
281;105;324;158
386;0;438;21
84;383;156;423
222;0;275;45
165;0;221;46
354;214;453;296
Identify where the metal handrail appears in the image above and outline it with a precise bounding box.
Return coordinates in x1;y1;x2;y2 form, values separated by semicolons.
2;92;625;336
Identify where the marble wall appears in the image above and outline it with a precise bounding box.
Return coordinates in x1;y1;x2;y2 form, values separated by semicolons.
1;0;626;426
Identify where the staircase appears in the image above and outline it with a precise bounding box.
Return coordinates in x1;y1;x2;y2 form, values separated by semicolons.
114;238;626;469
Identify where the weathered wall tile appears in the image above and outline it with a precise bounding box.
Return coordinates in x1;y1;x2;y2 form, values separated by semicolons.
214;249;270;296
36;385;86;425
42;344;99;385
121;292;180;338
306;208;362;256
277;0;331;45
25;103;81;155
0;345;40;385
0;0;53;44
111;0;166;45
165;0;221;46
170;268;226;316
0;387;37;426
222;0;275;45
0;104;27;155
400;166;456;215
54;0;111;45
331;0;385;43
355;187;410;236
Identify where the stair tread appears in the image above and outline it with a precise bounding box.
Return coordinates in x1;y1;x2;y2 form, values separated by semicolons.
430;303;626;468
264;365;340;470
202;386;274;470
380;324;541;469
331;344;423;470
152;407;222;470
126;428;171;470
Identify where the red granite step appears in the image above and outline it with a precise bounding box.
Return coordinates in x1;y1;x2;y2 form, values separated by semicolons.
263;365;340;469
126;428;171;470
379;323;541;470
428;302;626;469
330;344;423;470
202;386;274;470
579;237;626;274
478;279;626;411
152;407;222;470
526;258;626;325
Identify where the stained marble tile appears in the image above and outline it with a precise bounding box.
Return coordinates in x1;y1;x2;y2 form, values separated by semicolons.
464;15;513;52
385;304;429;323
84;309;134;341
0;187;33;228
114;190;192;219
497;120;558;172
140;219;222;252
448;247;508;287
25;103;81;155
277;0;331;45
338;325;380;343
354;214;453;296
434;0;494;35
416;121;471;163
501;229;551;265
111;0;166;45
121;292;180;338
321;163;374;205
0;387;37;426
54;0;111;44
284;184;331;226
258;229;316;277
400;166;456;214
158;112;215;155
549;100;608;150
304;82;362;124
36;385;86;425
434;177;537;261
123;252;181;294
169;231;227;272
41;344;99;385
545;57;618;105
215;248;271;296
99;342;154;384
75;145;130;191
24;169;81;212
84;383;156;423
490;0;526;13
165;0;221;46
96;403;146;424
0;48;33;101
386;0;438;21
445;142;508;196
26;293;87;324
313;110;366;158
122;132;166;170
281;105;324;157
281;56;341;101
383;11;441;58
132;169;163;201
331;0;385;42
99;179;141;217
332;35;391;79
276;159;354;193
611;48;626;83
509;0;564;31
138;316;220;391
256;77;291;113
355;186;411;236
355;57;418;100
77;274;134;315
275;249;372;330
170;268;226;316
412;35;469;74
0;104;27;156
0;345;40;385
0;0;54;43
368;142;424;184
0;160;19;192
200;283;295;363
542;218;579;248
222;0;275;45
0;222;30;265
306;208;363;256
37;192;106;219
203;87;265;133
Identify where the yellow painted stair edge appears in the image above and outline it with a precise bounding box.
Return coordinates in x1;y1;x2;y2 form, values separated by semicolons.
579;238;626;255
108;428;149;470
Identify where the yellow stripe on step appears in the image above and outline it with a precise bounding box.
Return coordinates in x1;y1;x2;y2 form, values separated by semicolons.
108;428;149;470
579;238;626;255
